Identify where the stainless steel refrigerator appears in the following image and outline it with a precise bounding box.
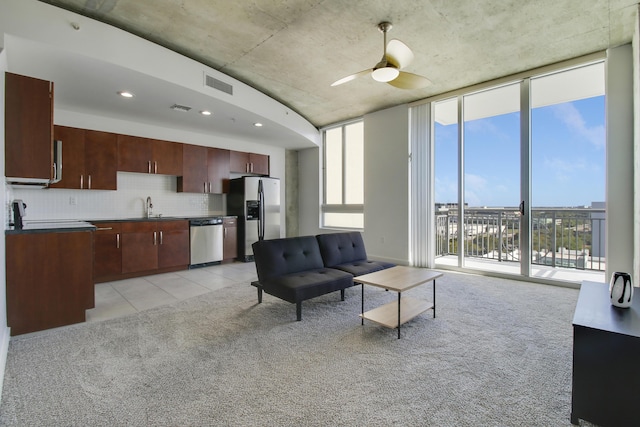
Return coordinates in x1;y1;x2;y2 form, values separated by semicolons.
228;176;281;262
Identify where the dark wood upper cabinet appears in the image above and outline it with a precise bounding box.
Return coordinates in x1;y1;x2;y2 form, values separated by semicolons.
178;144;208;193
178;144;230;194
249;153;269;175
117;135;183;176
117;134;152;173
85;130;118;190
50;125;84;189
229;150;269;175
5;72;54;180
208;147;230;194
51;126;117;190
153;139;183;176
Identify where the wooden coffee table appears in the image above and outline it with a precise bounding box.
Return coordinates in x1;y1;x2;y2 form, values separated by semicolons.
355;266;442;339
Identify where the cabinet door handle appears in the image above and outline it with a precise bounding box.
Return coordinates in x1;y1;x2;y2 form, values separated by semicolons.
208;182;212;193
154;161;158;174
160;231;163;245
204;182;207;193
88;175;92;190
116;233;120;249
153;231;157;245
96;227;113;231
148;161;152;174
80;175;84;189
250;162;254;173
224;227;227;238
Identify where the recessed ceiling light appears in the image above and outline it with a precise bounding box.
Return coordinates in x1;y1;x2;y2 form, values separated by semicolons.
118;91;134;98
254;122;263;127
200;110;212;116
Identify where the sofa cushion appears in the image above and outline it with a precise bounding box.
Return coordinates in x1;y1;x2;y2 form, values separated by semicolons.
332;260;396;277
317;232;395;276
260;268;353;303
252;236;325;283
316;232;368;267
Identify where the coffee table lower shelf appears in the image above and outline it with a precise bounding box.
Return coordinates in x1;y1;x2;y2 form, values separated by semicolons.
359;296;433;328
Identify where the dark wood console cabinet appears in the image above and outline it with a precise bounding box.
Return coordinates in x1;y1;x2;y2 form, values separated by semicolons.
6;230;94;336
571;281;640;426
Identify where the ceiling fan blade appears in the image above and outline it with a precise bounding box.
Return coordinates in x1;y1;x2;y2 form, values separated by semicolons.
387;71;432;89
386;39;414;69
331;69;372;87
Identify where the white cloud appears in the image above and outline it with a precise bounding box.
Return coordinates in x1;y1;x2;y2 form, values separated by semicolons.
551;103;605;148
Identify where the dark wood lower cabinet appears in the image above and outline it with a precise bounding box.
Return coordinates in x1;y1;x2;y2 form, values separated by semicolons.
6;230;94;336
94;222;122;281
223;217;237;262
158;221;190;269
121;222;159;274
96;220;190;281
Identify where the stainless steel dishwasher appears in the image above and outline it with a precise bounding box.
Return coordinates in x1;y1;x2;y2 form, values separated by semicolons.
189;217;223;267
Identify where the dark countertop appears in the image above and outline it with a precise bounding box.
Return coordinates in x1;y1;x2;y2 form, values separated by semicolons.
90;215;237;223
6;215;239;234
6;220;96;235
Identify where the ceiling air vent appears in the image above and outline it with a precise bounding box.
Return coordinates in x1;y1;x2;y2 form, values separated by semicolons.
170;104;192;112
205;74;233;95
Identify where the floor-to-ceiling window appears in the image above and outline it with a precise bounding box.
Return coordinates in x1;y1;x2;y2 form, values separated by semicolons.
322;120;364;229
433;61;606;283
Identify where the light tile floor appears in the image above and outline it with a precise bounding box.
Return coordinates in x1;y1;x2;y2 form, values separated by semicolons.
86;262;258;323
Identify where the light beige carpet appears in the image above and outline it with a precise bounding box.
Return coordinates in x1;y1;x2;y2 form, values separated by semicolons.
0;271;580;426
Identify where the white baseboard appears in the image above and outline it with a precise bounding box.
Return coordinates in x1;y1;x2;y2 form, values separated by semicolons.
0;326;10;403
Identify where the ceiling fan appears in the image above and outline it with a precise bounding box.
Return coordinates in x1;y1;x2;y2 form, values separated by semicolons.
331;21;432;89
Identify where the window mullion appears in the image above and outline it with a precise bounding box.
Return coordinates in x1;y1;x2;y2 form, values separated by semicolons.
342;124;347;205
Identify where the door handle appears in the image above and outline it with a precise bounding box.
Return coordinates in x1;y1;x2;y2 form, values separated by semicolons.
116;233;120;249
80;175;83;189
154;161;158;174
153;231;157;245
88;175;92;190
160;231;163;245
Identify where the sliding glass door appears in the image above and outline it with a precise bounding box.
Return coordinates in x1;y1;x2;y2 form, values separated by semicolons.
433;62;606;282
462;83;521;273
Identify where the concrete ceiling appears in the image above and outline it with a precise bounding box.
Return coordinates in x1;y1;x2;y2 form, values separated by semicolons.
33;0;639;134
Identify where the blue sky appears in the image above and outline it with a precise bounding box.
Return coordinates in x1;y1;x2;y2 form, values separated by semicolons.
435;96;605;208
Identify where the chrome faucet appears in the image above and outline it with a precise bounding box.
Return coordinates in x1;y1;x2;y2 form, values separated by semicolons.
146;196;153;218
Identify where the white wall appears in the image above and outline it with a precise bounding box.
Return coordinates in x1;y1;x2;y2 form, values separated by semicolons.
363;105;410;264
606;44;635;280
297;105;411;264
297;147;323;236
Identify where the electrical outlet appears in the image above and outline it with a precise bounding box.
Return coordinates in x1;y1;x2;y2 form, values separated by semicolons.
69;196;77;206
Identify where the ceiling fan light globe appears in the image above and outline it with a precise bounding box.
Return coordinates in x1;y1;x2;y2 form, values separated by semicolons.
372;67;399;82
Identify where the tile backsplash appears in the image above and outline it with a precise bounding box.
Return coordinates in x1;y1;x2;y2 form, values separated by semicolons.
8;172;224;222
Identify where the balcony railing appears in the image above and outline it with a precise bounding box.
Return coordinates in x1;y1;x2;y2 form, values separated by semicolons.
435;207;606;271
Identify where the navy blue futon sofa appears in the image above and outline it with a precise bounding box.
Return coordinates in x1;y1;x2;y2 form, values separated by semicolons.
251;232;394;321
